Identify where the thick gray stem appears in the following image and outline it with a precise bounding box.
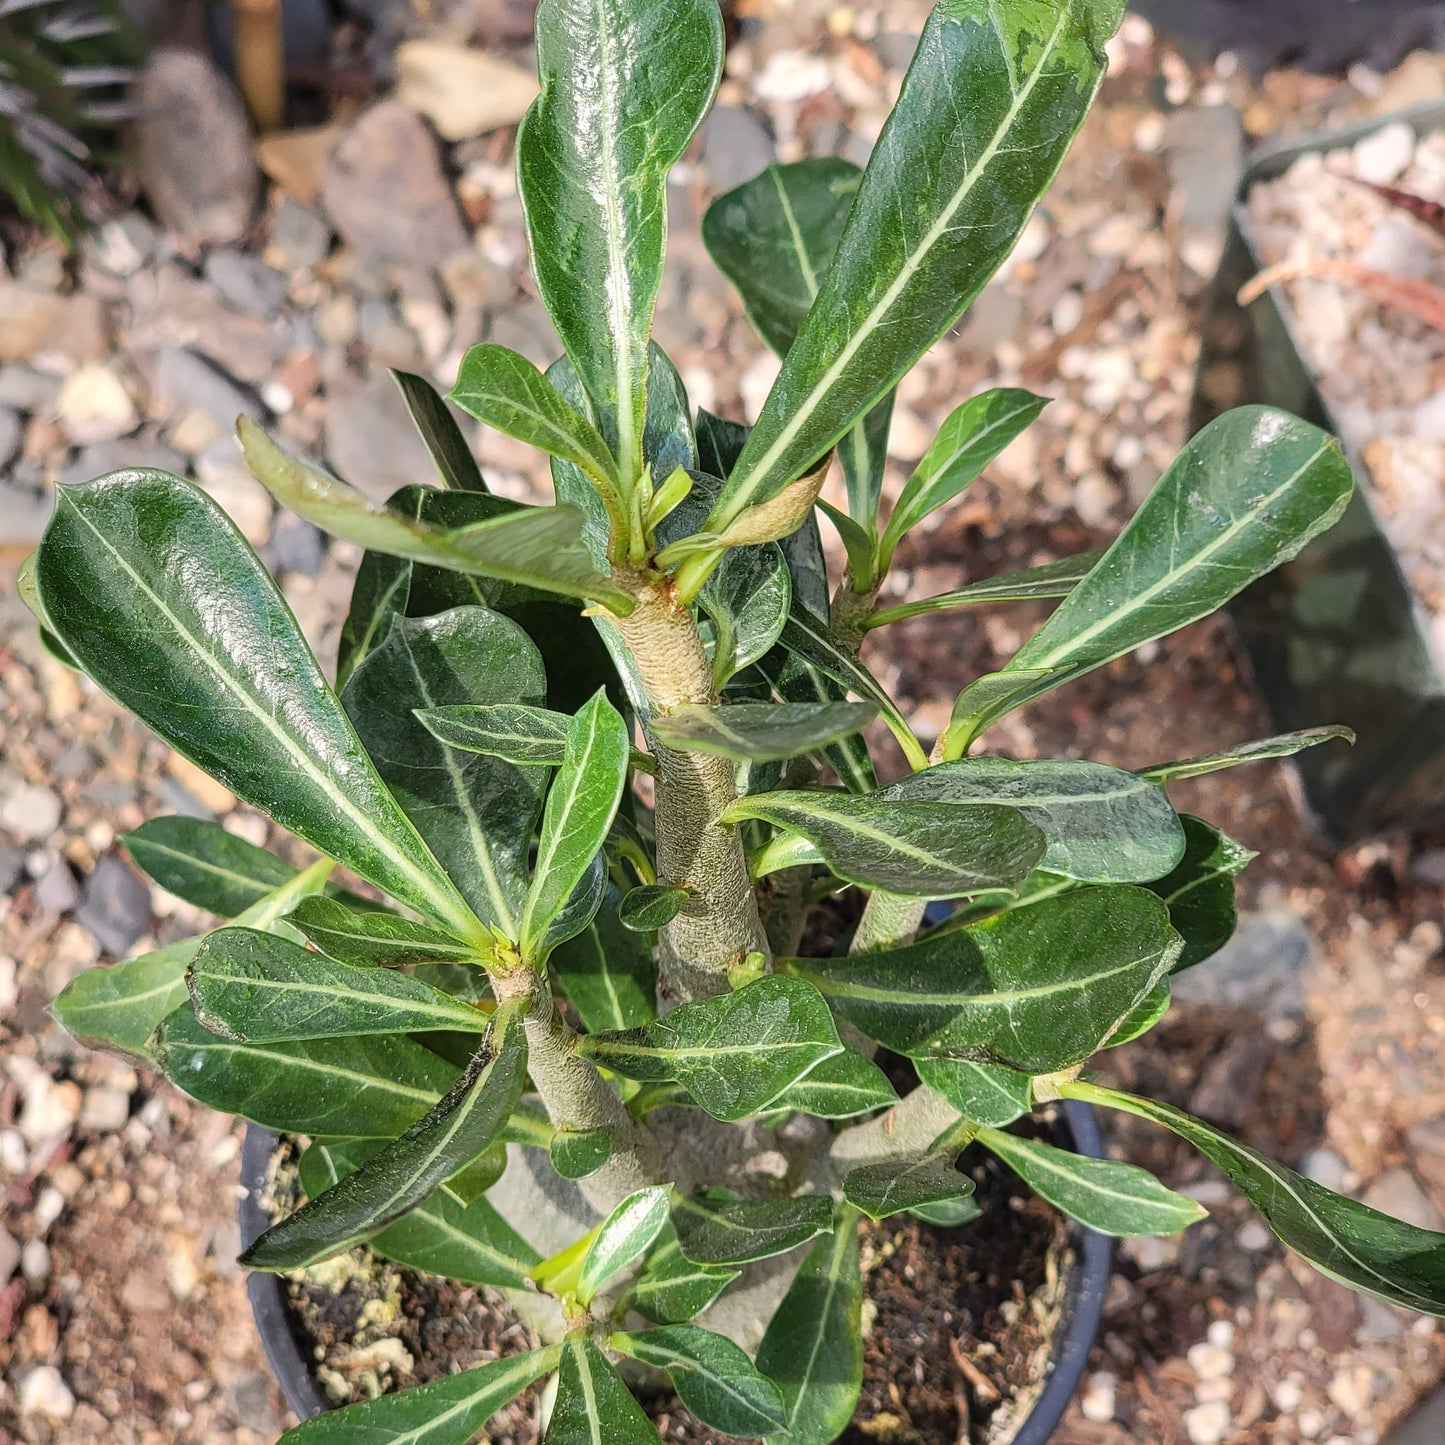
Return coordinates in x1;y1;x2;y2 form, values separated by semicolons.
496;972;658;1212
608;580;769;1004
850;889;928;955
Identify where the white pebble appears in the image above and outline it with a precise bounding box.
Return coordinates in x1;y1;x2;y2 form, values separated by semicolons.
1184;1400;1232;1445
34;1185;66;1235
1207;1320;1236;1351
1188;1341;1235;1381
1352;122;1415;186
19;1075;81;1145
1080;1371;1116;1422
21;1239;51;1286
1237;1219;1272;1252
20;1366;75;1422
0;782;63;843
80;1084;132;1133
1274;1376;1305;1412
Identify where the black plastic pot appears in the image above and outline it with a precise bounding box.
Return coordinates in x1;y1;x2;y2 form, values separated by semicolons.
241;1105;1111;1440
1196;100;1445;841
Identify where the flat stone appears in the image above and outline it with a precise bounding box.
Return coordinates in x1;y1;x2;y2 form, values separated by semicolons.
18;1074;81;1145
0;284;65;364
80;1084;132;1132
133;48;259;249
1300;1147;1349;1191
266;516;327;575
58;435;188;489
268;199;333;270
0;365;61;411
699;105;777;193
256;123;342;206
0;479;52;548
34;857;80;915
76;854;152;956
0;1225;18;1284
154;346;267;447
1171;905;1311;1018
203;249;290;317
395;40;538;142
324;371;439;500
0;781;63;842
86;212;162;277
195;446;275;544
1363;1168;1445;1231
322;100;468;267
55;363;138;445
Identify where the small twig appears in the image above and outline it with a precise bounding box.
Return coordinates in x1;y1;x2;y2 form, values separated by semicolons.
1239;255;1445;332
949;1336;1000;1404
1349;178;1445;243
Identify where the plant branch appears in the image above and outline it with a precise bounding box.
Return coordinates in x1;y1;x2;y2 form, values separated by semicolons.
493;968;658;1212
605;576;770;1004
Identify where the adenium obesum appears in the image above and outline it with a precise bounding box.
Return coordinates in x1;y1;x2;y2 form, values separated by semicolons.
26;1;1441;1442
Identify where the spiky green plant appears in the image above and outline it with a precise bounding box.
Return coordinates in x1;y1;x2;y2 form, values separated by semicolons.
0;0;134;240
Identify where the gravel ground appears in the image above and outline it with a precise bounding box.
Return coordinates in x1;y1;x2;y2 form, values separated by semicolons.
6;6;1445;1443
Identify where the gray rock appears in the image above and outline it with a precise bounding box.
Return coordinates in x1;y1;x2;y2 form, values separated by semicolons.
321;100;468;267
154;346;267;441
0;1225;18;1284
86;212;162;277
324;371;438;500
203;249;290;317
873;30;920;70
59;435;189;488
0;781;63;842
34;857;80;915
76;854;152;956
0;842;25;894
0;479;52;549
699;106;777;193
266;516;327;576
133;48;259;249
1411;848;1445;887
0;365;61;412
1300;1148;1349;1191
1162;104;1244;275
269;199;333;271
0;406;21;469
1171;906;1311;1018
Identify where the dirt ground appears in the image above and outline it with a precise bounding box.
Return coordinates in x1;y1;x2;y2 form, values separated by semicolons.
7;6;1445;1444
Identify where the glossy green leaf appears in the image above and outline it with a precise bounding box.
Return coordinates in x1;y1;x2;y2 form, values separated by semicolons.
702;542;791;686
755;1218;862;1445
1068;1080;1445;1316
701;157;893;523
300;1140;538;1287
285;896;482;968
1107;979;1170;1048
520;691;630;961
1145;815;1255;973
153;1007;457;1137
866;550;1105;629
789;885;1179;1071
451;344;619;491
551;1127;613;1180
617;884;688;933
1138;726;1355;783
612;1326;787;1437
696;409;750;484
774;610;927;770
722;789;1045;898
345;607;546;937
393;369;488;493
277;1346;558;1445
579;976;842;1121
626;1222;739;1324
711;0;1120;531
53;860;333;1058
239;420;633;610
35;468;485;945
673;1192;835;1267
760;651;878;795
879;389;1048;564
767;1048;899;1119
548;1338;656;1445
651;702;879;762
818;500;879;587
914;1057;1033;1128
842;1152;974;1221
518;0;721;479
550;888;658;1032
880;757;1185;884
417;703;571;767
17;551;78;669
978;1126;1204;1236
949;408;1355;754
243;1005;527;1269
946;667;1070;754
576;1185;672;1306
186;927;487;1041
123;817;295;918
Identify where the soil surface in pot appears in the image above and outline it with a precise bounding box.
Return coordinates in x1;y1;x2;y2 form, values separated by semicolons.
269;1138;1070;1445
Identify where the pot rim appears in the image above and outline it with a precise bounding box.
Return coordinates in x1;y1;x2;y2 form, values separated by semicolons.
239;1100;1112;1443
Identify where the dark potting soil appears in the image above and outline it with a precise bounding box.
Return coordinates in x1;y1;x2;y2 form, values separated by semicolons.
275;1132;1070;1445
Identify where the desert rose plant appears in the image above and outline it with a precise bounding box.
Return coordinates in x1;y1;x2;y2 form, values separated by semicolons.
24;0;1445;1440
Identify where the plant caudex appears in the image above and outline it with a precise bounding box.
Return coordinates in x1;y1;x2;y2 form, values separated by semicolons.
28;1;1439;1441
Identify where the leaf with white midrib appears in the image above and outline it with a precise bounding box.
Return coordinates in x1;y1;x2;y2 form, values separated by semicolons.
672;1193;834;1266
242;1004;527;1269
549;1337;658;1445
650;701;879;761
276;1346;559;1444
712;2;1112;530
35;472;484;945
